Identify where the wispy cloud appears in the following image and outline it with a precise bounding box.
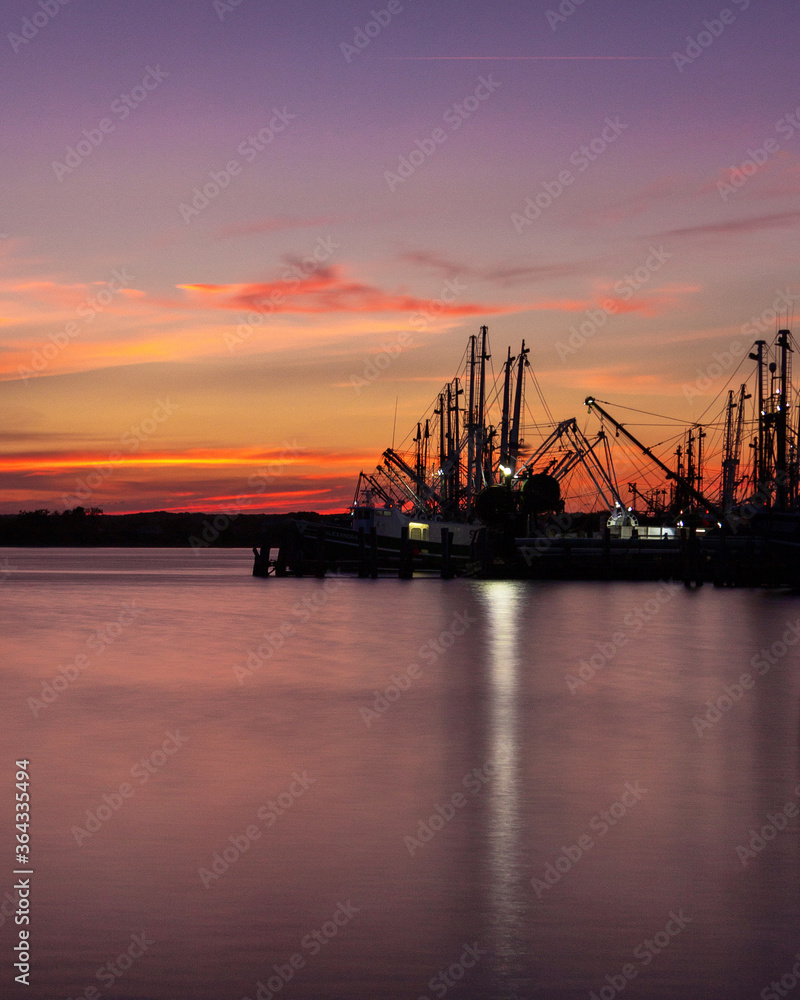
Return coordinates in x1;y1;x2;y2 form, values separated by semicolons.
214;215;340;240
660;209;800;240
400;249;589;287
376;55;670;60
583;175;702;224
178;264;517;317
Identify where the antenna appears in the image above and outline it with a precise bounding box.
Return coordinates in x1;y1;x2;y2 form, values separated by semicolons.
391;395;398;450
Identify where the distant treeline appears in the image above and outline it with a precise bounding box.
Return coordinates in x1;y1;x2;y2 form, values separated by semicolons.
0;507;346;547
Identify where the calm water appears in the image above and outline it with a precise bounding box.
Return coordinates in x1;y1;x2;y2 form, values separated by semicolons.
2;548;800;1000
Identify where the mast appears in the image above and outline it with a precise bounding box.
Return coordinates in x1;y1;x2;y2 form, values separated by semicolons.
475;326;490;491
450;379;462;506
749;340;767;488
499;347;512;467
466;335;476;515
445;382;456;508
722;385;749;511
722;392;736;511
436;392;446;508
508;340;529;474
414;422;423;485
794;400;800;506
673;443;684;510
776;329;791;509
696;425;705;498
423;419;430;492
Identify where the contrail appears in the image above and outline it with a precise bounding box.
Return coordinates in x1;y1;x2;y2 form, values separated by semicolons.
375;55;669;60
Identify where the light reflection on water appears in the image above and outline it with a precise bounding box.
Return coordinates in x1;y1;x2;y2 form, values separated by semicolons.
482;583;525;997
1;548;800;1000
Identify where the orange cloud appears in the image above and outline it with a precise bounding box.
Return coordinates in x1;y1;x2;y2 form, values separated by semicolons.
530;284;700;318
178;264;517;318
0;447;376;474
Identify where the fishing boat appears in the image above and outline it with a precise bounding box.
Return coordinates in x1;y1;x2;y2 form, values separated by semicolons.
253;323;800;585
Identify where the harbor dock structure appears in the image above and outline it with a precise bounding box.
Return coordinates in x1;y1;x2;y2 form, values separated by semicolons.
254;325;800;586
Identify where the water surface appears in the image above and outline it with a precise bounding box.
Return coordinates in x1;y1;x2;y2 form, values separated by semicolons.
2;548;799;999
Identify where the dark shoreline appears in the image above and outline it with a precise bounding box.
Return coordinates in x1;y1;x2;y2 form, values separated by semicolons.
0;509;346;547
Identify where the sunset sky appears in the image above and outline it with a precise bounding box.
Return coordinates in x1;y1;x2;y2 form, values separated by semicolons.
2;0;799;513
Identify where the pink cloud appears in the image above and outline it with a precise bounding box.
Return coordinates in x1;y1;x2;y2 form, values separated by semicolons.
660;209;800;240
178;264;518;318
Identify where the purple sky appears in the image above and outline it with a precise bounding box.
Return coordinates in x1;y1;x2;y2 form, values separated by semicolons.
1;0;799;512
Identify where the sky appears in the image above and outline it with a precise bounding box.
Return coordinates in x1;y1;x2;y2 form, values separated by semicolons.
1;0;799;514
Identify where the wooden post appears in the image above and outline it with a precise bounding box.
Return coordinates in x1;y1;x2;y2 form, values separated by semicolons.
252;547;267;578
602;526;611;579
440;527;454;579
398;526;413;579
358;527;368;578
479;527;493;577
315;525;327;578
369;526;378;578
289;525;303;577
275;538;288;577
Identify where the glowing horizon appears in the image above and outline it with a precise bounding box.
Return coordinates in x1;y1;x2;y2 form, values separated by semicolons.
2;0;799;514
